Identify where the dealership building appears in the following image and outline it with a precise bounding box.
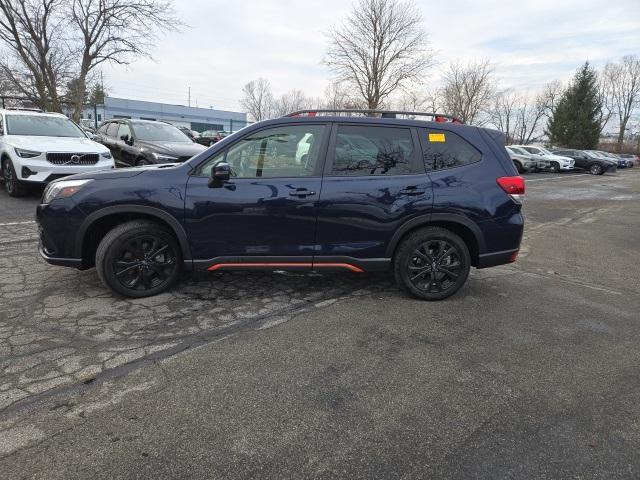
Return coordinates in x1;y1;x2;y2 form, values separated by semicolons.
82;97;248;133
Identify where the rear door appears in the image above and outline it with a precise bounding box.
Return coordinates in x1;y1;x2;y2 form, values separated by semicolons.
184;123;329;266
315;123;432;265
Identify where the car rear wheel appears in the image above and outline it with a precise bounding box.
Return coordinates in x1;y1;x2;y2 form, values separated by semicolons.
549;162;560;173
393;227;471;301
2;158;28;197
589;163;603;175
96;221;182;298
513;161;523;174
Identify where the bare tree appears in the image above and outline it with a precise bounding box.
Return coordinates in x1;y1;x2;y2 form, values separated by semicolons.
603;55;640;149
68;0;179;121
0;0;70;111
440;59;496;124
596;74;614;135
271;89;312;117
512;93;547;144
324;0;435;109
488;89;519;141
240;78;274;122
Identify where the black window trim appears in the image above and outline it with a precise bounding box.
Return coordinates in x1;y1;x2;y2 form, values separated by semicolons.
191;121;331;179
419;126;483;172
324;122;424;177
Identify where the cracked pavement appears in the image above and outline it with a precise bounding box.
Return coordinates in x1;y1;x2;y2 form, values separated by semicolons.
1;170;639;478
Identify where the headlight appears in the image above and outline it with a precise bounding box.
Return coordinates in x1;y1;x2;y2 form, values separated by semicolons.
100;151;112;159
15;147;41;158
151;152;178;162
42;179;93;204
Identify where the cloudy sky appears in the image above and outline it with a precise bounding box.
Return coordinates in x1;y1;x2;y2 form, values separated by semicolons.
102;0;640;112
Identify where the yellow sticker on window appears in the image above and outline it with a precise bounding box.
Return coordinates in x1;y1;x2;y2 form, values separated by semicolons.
429;133;446;142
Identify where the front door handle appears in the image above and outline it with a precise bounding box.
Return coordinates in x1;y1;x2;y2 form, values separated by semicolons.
399;186;426;196
289;188;315;198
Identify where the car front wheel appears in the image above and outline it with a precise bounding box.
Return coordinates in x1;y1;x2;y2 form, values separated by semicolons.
96;220;182;298
393;227;471;301
2;158;28;197
549;162;560;173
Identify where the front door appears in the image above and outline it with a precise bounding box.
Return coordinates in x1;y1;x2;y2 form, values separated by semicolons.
184;123;328;268
315;124;433;266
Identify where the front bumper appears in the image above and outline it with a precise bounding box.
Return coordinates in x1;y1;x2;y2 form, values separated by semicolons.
16;158;114;183
38;242;83;268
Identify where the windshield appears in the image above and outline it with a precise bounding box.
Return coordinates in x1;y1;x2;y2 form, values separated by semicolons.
132;122;191;143
6;115;85;137
508;146;527;155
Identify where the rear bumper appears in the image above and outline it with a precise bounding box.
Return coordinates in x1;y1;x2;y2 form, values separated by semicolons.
477;248;519;268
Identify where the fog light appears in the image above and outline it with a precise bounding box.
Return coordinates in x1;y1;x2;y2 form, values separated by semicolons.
22;166;37;178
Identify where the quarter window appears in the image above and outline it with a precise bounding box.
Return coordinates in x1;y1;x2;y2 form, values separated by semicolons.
330;125;415;176
199;125;326;178
422;130;481;170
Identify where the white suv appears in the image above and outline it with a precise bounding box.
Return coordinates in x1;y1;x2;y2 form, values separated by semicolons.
513;145;575;173
0;109;114;197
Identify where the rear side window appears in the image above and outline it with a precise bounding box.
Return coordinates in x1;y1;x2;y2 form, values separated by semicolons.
106;123;119;138
330;125;416;176
421;129;481;170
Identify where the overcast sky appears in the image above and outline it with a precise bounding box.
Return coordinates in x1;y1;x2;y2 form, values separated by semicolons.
102;0;640;112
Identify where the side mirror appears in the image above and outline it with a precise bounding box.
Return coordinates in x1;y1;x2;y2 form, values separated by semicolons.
208;162;231;188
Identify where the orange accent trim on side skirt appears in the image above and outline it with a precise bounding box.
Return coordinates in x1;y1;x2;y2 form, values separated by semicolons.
207;262;364;273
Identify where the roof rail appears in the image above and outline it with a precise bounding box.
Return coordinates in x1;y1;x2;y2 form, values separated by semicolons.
5;107;44;113
285;109;463;124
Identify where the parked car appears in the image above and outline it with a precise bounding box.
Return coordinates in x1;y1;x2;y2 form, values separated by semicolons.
552;148;616;175
0;109;114;197
585;150;628;169
196;130;229;147
37;109;525;300
618;153;639;166
95;119;206;167
505;146;546;172
177;126;200;142
512;145;574;173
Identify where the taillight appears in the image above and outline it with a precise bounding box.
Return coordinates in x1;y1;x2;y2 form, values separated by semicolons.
497;176;525;202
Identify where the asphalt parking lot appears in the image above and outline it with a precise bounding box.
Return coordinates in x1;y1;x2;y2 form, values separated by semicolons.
1;169;640;479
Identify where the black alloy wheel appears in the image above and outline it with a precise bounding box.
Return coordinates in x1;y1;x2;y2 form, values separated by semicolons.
394;227;470;301
549;162;560;173
3;158;27;197
589;163;603;175
96;221;182;297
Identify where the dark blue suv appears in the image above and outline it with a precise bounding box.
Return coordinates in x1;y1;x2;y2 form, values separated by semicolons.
36;110;525;301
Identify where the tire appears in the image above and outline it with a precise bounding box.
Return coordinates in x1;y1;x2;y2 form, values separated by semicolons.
513;161;523;174
136;158;150;167
393;227;471;301
549;162;560;173
2;158;28;197
589;163;603;175
96;220;182;298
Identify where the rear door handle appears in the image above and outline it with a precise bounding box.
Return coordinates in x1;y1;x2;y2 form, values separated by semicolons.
399;186;425;196
289;188;315;198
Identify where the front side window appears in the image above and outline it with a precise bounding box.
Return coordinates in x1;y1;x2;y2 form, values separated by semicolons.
199;124;326;178
422;129;481;170
330;125;415;176
6;115;85;137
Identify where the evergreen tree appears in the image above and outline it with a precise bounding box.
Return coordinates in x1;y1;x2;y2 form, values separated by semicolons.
88;83;106;105
547;62;601;148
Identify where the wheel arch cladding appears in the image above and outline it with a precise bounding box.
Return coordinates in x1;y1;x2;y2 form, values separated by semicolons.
387;216;482;267
78;206;191;268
